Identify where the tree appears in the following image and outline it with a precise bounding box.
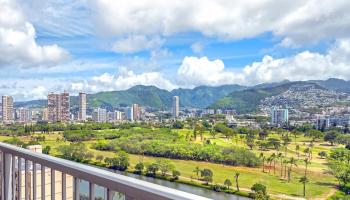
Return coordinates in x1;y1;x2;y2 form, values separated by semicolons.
146;163;159;176
172;121;184;129
224;179;232;189
295;145;300;159
201;169;213;185
267;138;281;150
287;157;297;182
96;155;104;162
328;148;350;186
172;170;181;180
282;134;291;157
106;152;130;171
251;183;268;199
299;176;308;197
193;166;201;179
157;159;175;176
277;153;283;177
307;130;323;142
318;151;327;159
271;153;277;175
246;133;256;150
260;153;266;172
42;146;51;155
235;172;240;191
303;147;312;160
135;162;144;174
324;131;339;146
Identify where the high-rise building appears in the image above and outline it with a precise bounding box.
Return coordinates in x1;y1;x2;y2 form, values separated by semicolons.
79;92;87;121
42;107;49;121
47;92;70;122
92;108;107;122
271;107;289;126
2;95;14;123
172;96;179;118
126;107;134;121
132;104;141;121
17;107;31;123
107;110;123;122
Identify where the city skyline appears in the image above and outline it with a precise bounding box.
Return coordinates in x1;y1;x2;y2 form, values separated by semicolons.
1;1;350;101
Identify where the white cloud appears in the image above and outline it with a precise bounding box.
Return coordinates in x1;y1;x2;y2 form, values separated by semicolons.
73;68;177;93
177;39;350;87
112;35;164;53
93;0;350;45
176;56;240;87
0;0;69;67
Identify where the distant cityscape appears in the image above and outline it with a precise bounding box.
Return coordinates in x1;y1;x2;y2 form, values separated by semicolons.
2;81;350;131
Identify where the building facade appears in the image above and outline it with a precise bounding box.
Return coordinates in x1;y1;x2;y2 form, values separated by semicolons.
172;96;179;118
47;92;70;122
92;108;107;122
17;107;31;123
126;107;134;121
2;95;14;123
78;92;87;121
132;104;141;121
271;107;289;126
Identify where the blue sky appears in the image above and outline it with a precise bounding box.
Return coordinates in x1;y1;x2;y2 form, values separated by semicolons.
1;0;350;100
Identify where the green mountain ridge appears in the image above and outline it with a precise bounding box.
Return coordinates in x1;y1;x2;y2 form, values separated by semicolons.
14;78;350;110
208;82;326;114
15;84;245;109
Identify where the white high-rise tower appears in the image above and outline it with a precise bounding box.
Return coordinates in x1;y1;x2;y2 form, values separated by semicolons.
172;96;179;118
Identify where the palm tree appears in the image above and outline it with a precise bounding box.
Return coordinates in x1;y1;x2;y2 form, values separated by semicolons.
299;176;308;197
271;153;277;175
277;153;283;177
283;159;288;178
282;134;291;157
295;145;300;159
287;157;297;182
267;155;274;174
235;172;240;191
193;166;200;179
303;158;310;177
260;153;266;172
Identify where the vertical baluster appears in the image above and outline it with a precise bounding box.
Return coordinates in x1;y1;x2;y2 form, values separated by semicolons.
61;173;66;200
3;153;13;200
41;165;45;200
12;156;16;200
33;163;37;200
106;188;113;200
1;151;3;200
73;177;80;200
89;182;95;200
25;160;29;200
51;169;55;200
18;158;22;200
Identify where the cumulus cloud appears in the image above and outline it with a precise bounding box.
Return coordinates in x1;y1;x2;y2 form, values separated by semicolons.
177;39;350;86
93;0;350;45
70;68;176;94
176;57;240;87
0;0;69;67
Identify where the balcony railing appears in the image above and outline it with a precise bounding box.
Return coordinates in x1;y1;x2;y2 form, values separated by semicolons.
0;142;211;200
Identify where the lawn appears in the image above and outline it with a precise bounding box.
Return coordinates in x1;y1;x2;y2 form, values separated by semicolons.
0;129;340;199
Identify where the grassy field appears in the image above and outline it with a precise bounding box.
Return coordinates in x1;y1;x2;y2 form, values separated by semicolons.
0;129;340;199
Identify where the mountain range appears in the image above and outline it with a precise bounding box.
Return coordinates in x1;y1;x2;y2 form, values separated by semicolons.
14;78;350;111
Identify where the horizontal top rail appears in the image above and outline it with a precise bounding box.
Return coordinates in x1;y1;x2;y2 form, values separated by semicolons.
0;142;212;200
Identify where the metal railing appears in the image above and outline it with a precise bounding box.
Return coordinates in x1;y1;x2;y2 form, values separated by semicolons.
0;142;211;200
